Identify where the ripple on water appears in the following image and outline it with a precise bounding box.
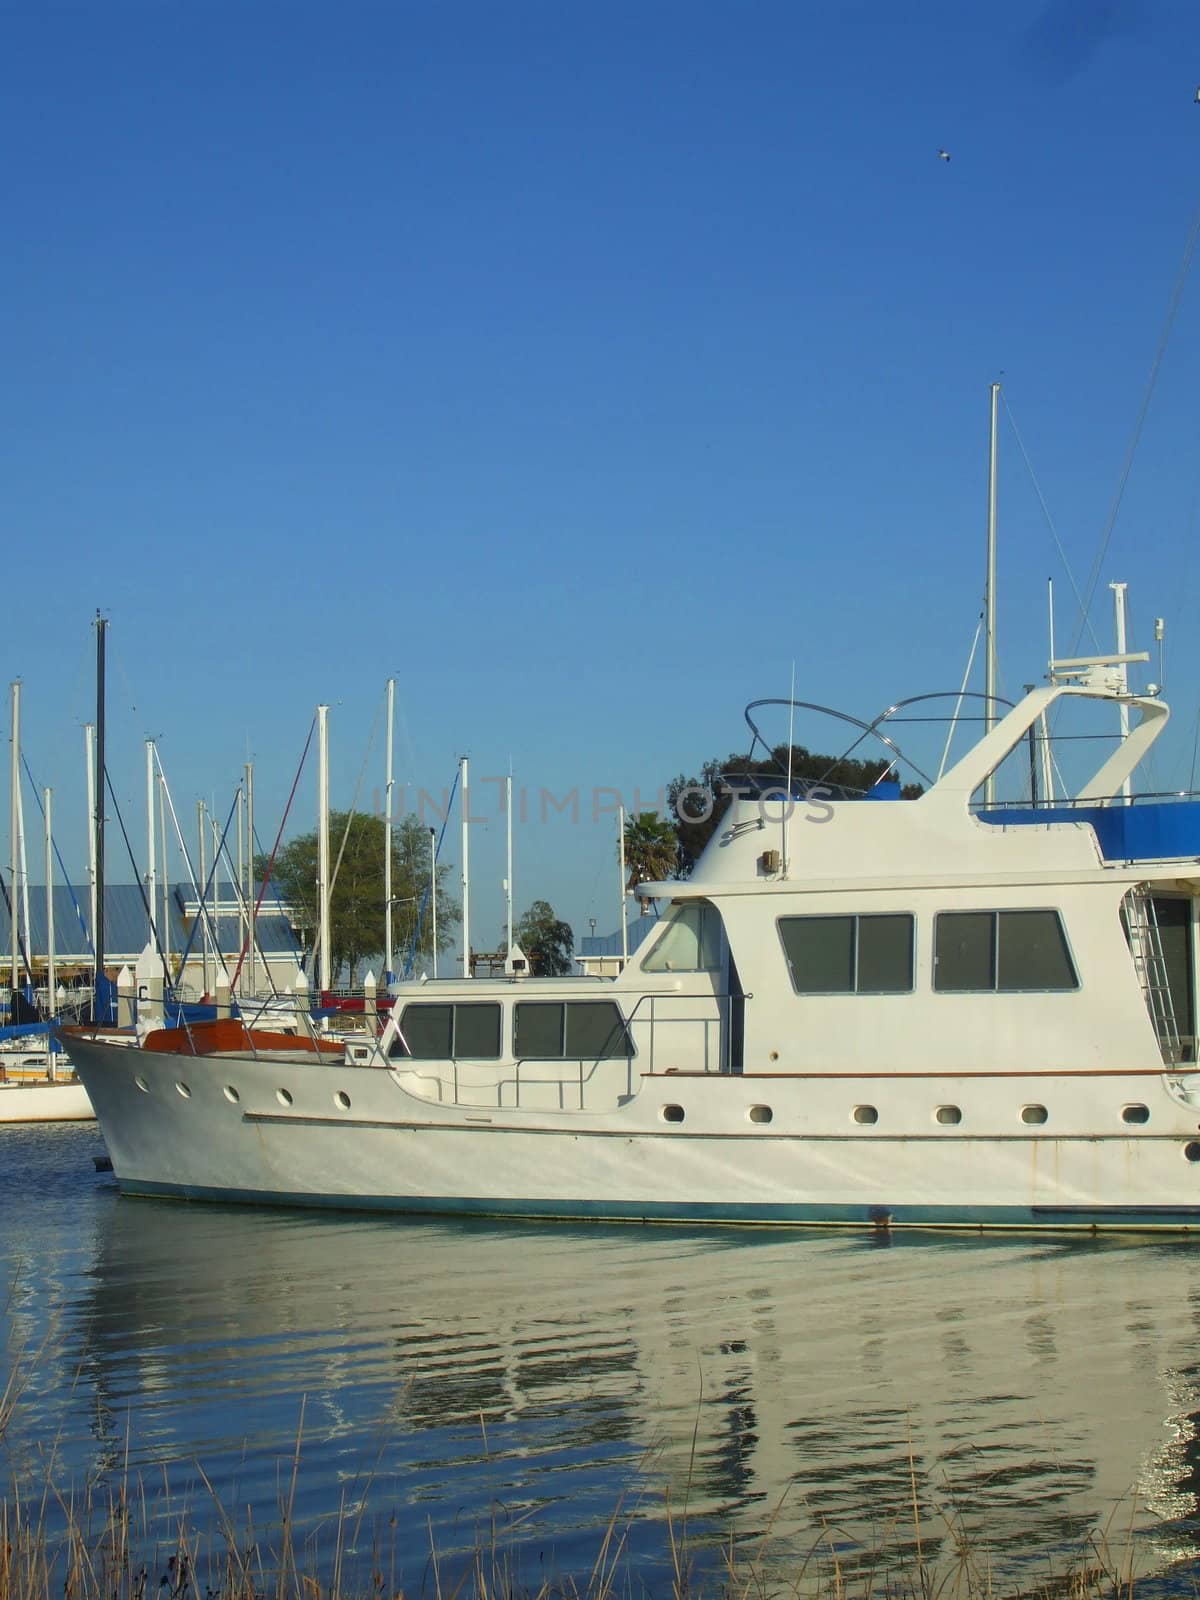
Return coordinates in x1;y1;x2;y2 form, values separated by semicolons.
0;1128;1199;1590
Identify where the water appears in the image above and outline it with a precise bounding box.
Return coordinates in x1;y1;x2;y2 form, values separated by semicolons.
2;1123;1200;1595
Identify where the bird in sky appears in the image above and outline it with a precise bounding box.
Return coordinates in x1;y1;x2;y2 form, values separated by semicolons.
938;148;951;161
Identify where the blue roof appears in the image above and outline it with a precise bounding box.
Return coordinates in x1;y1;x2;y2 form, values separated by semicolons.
979;799;1200;862
0;882;298;962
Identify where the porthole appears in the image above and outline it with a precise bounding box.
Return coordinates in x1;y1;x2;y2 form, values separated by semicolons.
223;1085;240;1104
175;1081;191;1099
853;1105;878;1125
276;1088;293;1108
662;1104;685;1124
748;1105;773;1124
335;1091;351;1111
1122;1104;1150;1125
1021;1104;1048;1125
134;1075;149;1093
935;1105;962;1126
1184;1142;1200;1164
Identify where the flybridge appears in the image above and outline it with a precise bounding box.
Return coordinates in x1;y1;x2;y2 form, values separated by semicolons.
979;799;1200;864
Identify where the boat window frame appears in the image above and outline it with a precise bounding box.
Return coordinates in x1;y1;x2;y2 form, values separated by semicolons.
932;908;1079;994
393;1000;504;1060
640;901;724;974
513;999;635;1060
776;912;916;996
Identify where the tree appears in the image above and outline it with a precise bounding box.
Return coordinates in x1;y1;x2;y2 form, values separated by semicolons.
258;812;461;987
622;811;679;906
515;900;574;977
668;746;923;875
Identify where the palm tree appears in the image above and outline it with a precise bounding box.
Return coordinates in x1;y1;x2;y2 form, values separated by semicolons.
622;812;678;907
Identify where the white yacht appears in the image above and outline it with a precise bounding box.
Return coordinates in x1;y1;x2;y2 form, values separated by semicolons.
66;666;1200;1231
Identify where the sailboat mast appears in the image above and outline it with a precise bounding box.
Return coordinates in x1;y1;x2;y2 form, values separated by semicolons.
429;825;438;980
44;788;55;1016
146;740;157;950
317;704;331;998
198;801;210;996
460;755;470;979
235;783;244;985
384;677;394;985
158;765;170;979
10;680;19;992
984;382;999;807
85;723;97;962
618;804;628;969
95;615;107;1016
506;769;514;955
245;761;256;999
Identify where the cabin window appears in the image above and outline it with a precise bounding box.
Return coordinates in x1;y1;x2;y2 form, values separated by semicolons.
642;901;723;973
514;1000;633;1059
934;910;1076;992
778;914;914;994
453;1003;503;1058
394;1002;502;1059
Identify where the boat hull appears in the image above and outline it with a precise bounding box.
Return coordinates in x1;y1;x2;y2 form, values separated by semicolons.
67;1034;1200;1231
0;1079;95;1123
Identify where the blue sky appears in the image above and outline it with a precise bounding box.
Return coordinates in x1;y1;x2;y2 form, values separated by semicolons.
3;0;1199;963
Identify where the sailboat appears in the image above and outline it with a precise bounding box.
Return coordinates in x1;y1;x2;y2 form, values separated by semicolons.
0;678;94;1121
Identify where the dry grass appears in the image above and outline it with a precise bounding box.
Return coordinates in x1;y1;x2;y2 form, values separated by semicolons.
0;1348;1189;1600
0;1444;1186;1600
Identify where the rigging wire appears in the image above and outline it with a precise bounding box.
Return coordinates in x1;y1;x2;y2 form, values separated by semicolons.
307;689;385;986
327;692;384;903
20;757;94;958
229;718;316;994
1000;393;1101;654
937;612;985;781
403;765;462;979
102;766;177;997
208;811;283;1002
0;866;34;988
167;787;240;994
1071;193;1200;653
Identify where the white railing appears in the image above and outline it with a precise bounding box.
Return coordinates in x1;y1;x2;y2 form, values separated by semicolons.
386;991;740;1110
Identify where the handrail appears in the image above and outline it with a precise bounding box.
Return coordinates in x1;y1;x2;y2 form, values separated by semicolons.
977;790;1200;811
385;990;744;1107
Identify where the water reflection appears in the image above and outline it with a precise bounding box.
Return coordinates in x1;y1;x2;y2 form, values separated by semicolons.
1;1148;1199;1590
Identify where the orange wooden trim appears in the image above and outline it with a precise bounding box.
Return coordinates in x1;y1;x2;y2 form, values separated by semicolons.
140;1019;343;1057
